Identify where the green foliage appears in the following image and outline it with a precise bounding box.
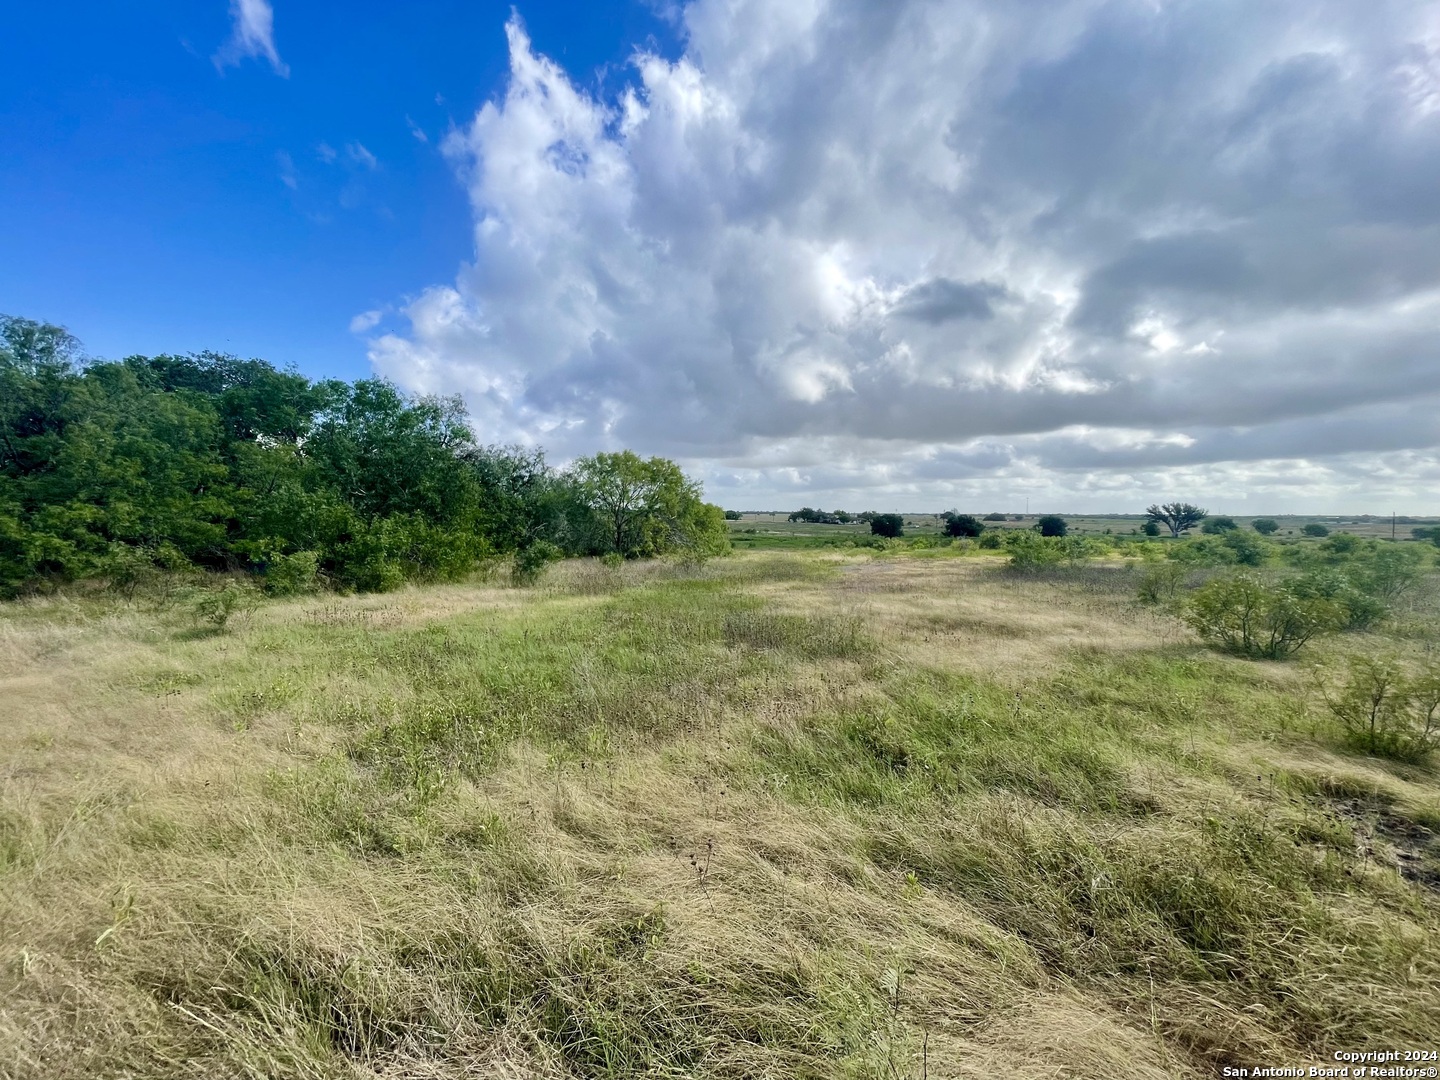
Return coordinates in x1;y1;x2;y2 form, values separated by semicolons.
723;510;742;520
263;550;320;596
190;580;255;630
1320;655;1440;762
1201;516;1238;534
1252;518;1279;535
1005;531;1064;571
943;513;983;537
1034;514;1067;537
569;450;729;561
1302;523;1330;537
1185;574;1342;659
976;529;1005;549
1136;561;1187;605
869;514;904;538
1146;502;1207;537
982;512;1007;521
1142;520;1161;537
0;313;723;598
512;540;562;586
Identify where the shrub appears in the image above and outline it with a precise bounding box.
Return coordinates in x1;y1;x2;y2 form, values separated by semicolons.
1220;529;1268;567
943;513;984;538
870;514;904;538
190;580;255;630
1302;523;1330;537
1184;573;1342;659
723;510;742;520
1136;562;1187;605
1201;516;1238;534
1141;520;1161;537
1287;569;1386;631
976;530;1005;550
983;512;1007;522
264;550;320;596
1035;515;1067;537
1252;518;1279;535
512;540;562;585
1320;655;1440;762
1006;531;1064;571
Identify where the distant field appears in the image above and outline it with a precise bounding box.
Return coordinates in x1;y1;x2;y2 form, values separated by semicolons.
729;512;1440;546
2;549;1438;1077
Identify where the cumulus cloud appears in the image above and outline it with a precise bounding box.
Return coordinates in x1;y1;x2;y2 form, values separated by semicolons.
369;0;1440;510
214;0;288;77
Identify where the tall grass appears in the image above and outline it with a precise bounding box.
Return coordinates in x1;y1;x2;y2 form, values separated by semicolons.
1;552;1437;1078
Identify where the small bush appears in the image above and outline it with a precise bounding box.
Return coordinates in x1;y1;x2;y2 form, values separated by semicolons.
512;541;562;586
1185;573;1342;659
1302;523;1330;537
1320;655;1440;762
976;530;1005;550
1288;569;1387;631
1137;562;1187;605
264;550;320;596
1252;518;1279;535
190;580;255;631
1141;520;1161;537
983;512;1007;521
1006;532;1064;572
1201;516;1238;534
723;510;742;520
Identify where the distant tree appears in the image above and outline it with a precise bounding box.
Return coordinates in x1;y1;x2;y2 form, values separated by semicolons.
1302;523;1330;537
1410;526;1440;545
944;513;984;538
870;514;904;538
1142;520;1161;537
1201;516;1239;534
1251;518;1279;535
723;510;742;520
834;510;854;523
1146;502;1208;537
857;511;878;524
1035;515;1068;537
983;512;1007;522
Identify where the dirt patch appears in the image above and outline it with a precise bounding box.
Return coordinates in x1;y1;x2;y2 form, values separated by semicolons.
1316;791;1440;891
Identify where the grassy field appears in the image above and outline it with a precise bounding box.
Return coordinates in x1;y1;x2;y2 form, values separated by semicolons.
2;549;1438;1078
728;513;1440;546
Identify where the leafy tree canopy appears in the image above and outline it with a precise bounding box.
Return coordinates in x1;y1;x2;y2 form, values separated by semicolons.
1146;501;1208;537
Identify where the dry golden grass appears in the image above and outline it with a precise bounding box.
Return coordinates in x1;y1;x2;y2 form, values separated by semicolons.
2;551;1437;1078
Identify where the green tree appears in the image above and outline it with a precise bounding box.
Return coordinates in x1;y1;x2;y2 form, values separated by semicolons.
1251;518;1279;535
568;451;727;559
870;514;904;538
1201;515;1238;534
1035;514;1067;537
1141;520;1161;537
1146;502;1208;537
943;513;983;537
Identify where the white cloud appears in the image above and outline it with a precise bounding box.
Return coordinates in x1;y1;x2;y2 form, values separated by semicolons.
316;142;337;164
406;116;429;144
349;310;383;333
214;0;288;77
347;142;379;170
370;2;1440;511
275;150;297;189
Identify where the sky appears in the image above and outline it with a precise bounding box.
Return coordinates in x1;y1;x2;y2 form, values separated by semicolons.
3;1;1439;513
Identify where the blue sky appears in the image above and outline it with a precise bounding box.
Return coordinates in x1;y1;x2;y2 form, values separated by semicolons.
4;1;1439;511
0;1;678;381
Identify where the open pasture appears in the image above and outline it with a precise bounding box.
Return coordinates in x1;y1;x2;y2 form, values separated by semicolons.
2;549;1438;1078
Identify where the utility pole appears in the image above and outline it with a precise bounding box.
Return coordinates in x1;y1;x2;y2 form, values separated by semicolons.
1392;511;1396;541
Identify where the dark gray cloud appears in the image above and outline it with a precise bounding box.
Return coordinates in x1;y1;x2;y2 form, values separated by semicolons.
367;0;1440;510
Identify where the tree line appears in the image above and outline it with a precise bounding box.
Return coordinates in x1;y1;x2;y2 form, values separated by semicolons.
0;315;727;598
